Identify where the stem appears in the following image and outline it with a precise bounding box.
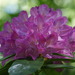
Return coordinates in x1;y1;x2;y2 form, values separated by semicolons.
0;54;15;61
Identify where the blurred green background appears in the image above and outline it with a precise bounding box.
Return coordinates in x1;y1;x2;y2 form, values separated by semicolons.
0;0;75;75
0;0;75;31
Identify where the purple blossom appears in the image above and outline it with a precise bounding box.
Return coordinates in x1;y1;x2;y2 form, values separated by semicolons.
0;4;75;61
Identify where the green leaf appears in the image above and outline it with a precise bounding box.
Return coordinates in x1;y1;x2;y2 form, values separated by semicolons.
0;60;15;75
0;53;3;59
52;53;74;59
39;69;61;75
0;54;15;61
62;62;75;75
8;58;44;75
39;71;46;75
0;63;2;69
44;64;75;69
44;58;75;66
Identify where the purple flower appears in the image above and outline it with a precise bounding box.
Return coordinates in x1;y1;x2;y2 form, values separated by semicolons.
0;4;74;61
68;27;75;53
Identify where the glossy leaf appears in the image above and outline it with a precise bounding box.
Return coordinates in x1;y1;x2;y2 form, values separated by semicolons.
8;58;44;75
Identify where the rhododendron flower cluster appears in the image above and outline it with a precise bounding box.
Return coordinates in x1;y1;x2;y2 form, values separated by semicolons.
0;4;75;60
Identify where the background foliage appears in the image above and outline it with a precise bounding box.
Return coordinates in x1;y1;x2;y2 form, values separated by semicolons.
0;0;75;31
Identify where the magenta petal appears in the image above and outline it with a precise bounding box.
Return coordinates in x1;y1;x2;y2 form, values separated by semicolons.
56;9;62;18
19;11;28;21
39;4;49;16
54;17;68;27
4;22;12;33
30;7;38;17
35;15;44;31
59;25;72;37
